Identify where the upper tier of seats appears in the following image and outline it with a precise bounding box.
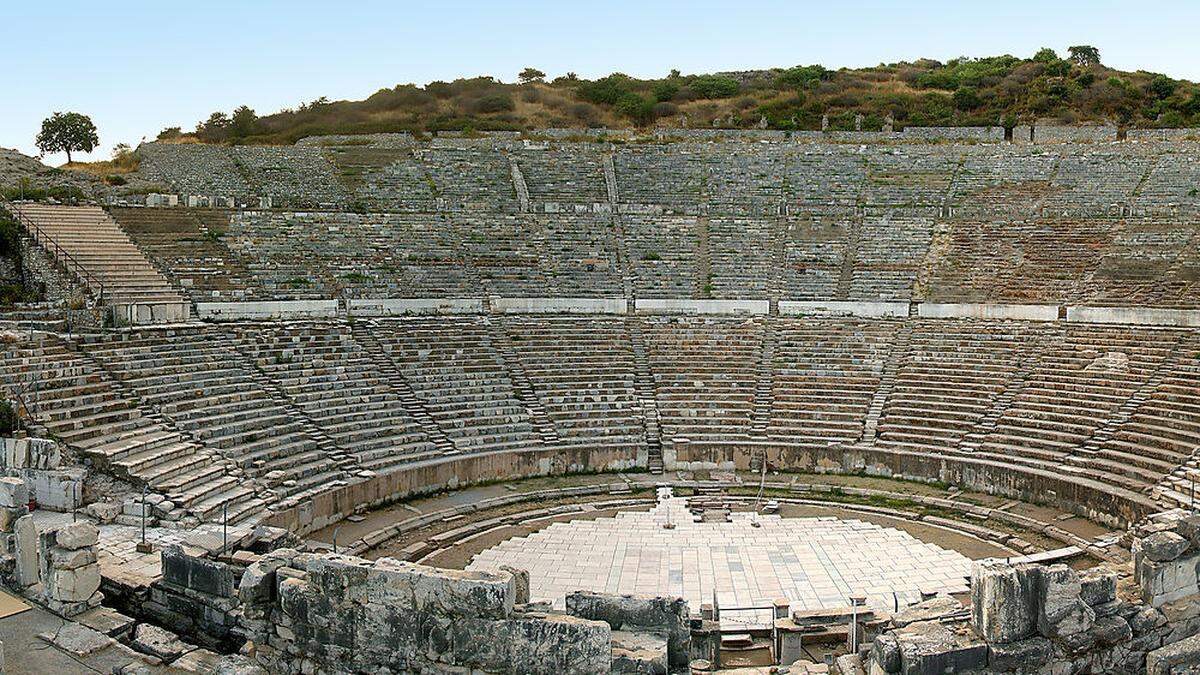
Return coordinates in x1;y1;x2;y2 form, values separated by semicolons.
114;208;1200;308
134;137;1200;217
103;136;1200;308
6;317;1200;523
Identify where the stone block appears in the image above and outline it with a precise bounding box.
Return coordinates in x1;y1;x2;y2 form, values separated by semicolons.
1137;550;1200;607
132;623;190;662
987;636;1056;672
894;621;988;674
565;591;690;667
611;630;668;674
971;561;1040;643
0;478;28;508
892;597;961;628
1143;532;1191;562
14;515;38;587
1091;614;1133;647
238;551;293;609
0;505;26;533
1079;567;1118;607
871;633;901;673
499;565;529;605
348;556;514;620
55;522;99;550
45;562;101;602
1037;564;1094;639
38;623;114;656
49;546;97;570
1148;633;1200;675
1174;515;1200;550
83;501;120;523
162;545;237;597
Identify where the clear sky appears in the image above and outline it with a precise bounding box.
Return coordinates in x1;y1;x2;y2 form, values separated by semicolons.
6;1;1200;164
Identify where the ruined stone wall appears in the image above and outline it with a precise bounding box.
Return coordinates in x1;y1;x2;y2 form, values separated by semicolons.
869;510;1200;674
669;440;1155;526
565;591;690;667
264;444;639;535
238;550;612;674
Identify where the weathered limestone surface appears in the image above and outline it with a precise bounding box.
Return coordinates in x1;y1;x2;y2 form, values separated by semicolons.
1037;564;1096;640
240;551;612;674
1136;511;1200;607
38;522;102;615
1148;633;1200;675
565;591;691;667
970;561;1040;643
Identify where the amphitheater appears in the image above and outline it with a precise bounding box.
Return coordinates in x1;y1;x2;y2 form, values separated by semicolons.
3;127;1200;673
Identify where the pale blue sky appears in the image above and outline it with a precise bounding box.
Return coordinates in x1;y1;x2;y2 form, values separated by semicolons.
5;1;1199;163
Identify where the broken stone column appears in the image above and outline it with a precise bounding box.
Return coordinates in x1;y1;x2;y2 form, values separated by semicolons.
1037;564;1095;640
13;514;38;588
970;561;1040;643
0;478;30;589
38;521;102;616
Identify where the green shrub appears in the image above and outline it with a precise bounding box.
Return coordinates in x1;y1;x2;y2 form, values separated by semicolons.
652;81;679;103
577;75;632;105
690;75;740;99
104;174;127;186
641;251;661;261
614;94;655;125
0;400;15;436
474;94;515;113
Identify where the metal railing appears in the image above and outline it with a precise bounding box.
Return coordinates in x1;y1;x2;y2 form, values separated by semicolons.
3;201;105;305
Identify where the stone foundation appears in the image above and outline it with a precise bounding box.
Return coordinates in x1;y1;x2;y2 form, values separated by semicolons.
868;510;1200;674
238;550;612;674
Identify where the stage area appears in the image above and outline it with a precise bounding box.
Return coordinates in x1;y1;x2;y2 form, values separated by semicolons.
467;489;974;617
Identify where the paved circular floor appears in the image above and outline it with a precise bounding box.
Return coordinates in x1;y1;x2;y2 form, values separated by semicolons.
467;490;973;620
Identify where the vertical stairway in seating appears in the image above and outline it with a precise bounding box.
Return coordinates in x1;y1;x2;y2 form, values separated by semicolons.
751;318;776;439
628;317;663;474
859;322;912;443
351;321;459;455
6;203;190;323
488;319;561;446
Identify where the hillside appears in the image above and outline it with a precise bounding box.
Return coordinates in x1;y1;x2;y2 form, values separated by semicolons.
167;47;1200;145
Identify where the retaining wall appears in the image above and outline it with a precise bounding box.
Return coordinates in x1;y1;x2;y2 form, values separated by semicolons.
491;297;627;314
1066;306;1200;327
779;300;909;318
348;298;484;316
196;300;338;321
265;444;638;536
665;440;1154;527
635;299;769;315
918;303;1059;321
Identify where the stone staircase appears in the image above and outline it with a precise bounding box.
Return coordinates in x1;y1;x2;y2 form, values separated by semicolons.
860;323;911;443
6;203;190;322
508;157;531;213
751;319;776;438
835;217;862;301
695;217;711;298
957;327;1062;453
350;322;459;455
628;318;663;474
236;349;360;481
488;320;561;446
603;154;620;205
1066;332;1188;478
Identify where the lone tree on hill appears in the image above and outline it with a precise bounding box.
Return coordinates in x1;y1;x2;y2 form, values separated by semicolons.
35;112;99;163
519;67;546;84
1068;45;1101;67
